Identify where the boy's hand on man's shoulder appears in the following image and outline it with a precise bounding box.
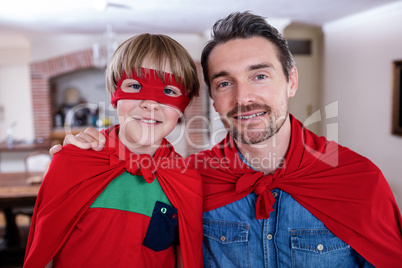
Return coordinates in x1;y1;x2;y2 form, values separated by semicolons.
48;127;107;157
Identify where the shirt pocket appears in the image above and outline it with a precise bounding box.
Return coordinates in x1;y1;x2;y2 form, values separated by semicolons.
143;201;178;252
203;218;250;267
290;229;350;268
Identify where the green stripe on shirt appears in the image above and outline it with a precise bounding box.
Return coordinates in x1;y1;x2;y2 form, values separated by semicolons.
90;171;172;218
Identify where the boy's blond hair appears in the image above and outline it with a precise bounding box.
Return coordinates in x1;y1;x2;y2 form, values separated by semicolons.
106;33;200;102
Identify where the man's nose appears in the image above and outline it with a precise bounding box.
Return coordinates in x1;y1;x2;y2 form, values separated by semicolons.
235;82;257;105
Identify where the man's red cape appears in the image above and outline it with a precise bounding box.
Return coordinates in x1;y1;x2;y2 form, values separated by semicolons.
187;115;402;267
24;125;203;268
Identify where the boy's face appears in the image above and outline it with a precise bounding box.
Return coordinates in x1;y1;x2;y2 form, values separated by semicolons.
116;64;183;150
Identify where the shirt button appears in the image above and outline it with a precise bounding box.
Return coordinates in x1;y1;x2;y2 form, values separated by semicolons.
160;207;167;214
266;234;273;240
317;244;324;251
272;191;278;198
220;235;226;242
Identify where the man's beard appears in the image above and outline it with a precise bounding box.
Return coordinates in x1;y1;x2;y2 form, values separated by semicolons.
222;102;288;145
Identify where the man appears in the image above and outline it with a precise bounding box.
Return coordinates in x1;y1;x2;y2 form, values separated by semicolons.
51;12;402;267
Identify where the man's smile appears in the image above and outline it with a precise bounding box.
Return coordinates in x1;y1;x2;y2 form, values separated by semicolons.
233;111;267;120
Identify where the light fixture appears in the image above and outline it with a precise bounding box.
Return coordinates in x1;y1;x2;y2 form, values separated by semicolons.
92;24;118;69
92;0;107;11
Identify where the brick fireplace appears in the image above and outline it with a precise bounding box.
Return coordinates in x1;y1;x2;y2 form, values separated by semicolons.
29;50;207;156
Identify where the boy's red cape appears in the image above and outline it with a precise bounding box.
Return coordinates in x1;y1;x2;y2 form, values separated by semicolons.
24;125;203;268
188;115;402;267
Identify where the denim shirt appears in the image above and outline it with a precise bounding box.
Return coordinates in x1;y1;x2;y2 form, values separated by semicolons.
202;152;374;267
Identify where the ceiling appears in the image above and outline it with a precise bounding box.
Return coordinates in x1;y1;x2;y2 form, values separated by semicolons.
0;0;400;35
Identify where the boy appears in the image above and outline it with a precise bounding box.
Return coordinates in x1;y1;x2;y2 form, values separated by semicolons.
24;34;203;268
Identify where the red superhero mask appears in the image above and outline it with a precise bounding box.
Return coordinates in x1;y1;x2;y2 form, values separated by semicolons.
111;68;190;113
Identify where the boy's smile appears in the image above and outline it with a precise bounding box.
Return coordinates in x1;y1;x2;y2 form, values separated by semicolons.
133;116;162;125
117;97;181;154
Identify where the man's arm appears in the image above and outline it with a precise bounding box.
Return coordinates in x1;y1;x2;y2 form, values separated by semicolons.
45;259;53;268
175;245;183;268
49;127;106;157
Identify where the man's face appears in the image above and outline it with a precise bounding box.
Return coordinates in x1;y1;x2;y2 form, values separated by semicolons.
208;37;298;144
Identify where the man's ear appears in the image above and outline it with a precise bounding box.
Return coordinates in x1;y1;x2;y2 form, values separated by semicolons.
288;66;298;98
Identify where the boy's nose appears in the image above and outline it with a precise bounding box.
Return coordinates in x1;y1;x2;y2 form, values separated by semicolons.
140;99;160;110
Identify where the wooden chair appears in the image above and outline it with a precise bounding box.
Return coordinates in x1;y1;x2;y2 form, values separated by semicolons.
13;150;51;220
24;150;51;184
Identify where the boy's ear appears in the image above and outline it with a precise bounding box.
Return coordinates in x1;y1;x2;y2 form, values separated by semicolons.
212;101;218;112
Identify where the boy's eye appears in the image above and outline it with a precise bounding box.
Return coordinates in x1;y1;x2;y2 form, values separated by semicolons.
127;83;142;93
131;84;142;90
164;86;182;97
121;79;142;93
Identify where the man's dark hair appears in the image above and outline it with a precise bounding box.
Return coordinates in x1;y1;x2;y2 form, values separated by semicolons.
201;11;295;96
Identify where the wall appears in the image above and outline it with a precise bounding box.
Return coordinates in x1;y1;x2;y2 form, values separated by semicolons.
28;32;205;63
285;24;323;136
322;2;402;209
0;34;33;142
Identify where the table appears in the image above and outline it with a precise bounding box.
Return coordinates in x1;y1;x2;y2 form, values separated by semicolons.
0;138;53;173
0;138;52;153
0;172;42;247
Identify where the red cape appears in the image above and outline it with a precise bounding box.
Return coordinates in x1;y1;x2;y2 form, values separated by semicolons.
24;125;203;268
187;115;402;267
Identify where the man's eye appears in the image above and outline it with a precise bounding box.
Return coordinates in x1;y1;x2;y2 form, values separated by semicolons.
255;74;267;80
218;82;230;88
164;86;182;97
